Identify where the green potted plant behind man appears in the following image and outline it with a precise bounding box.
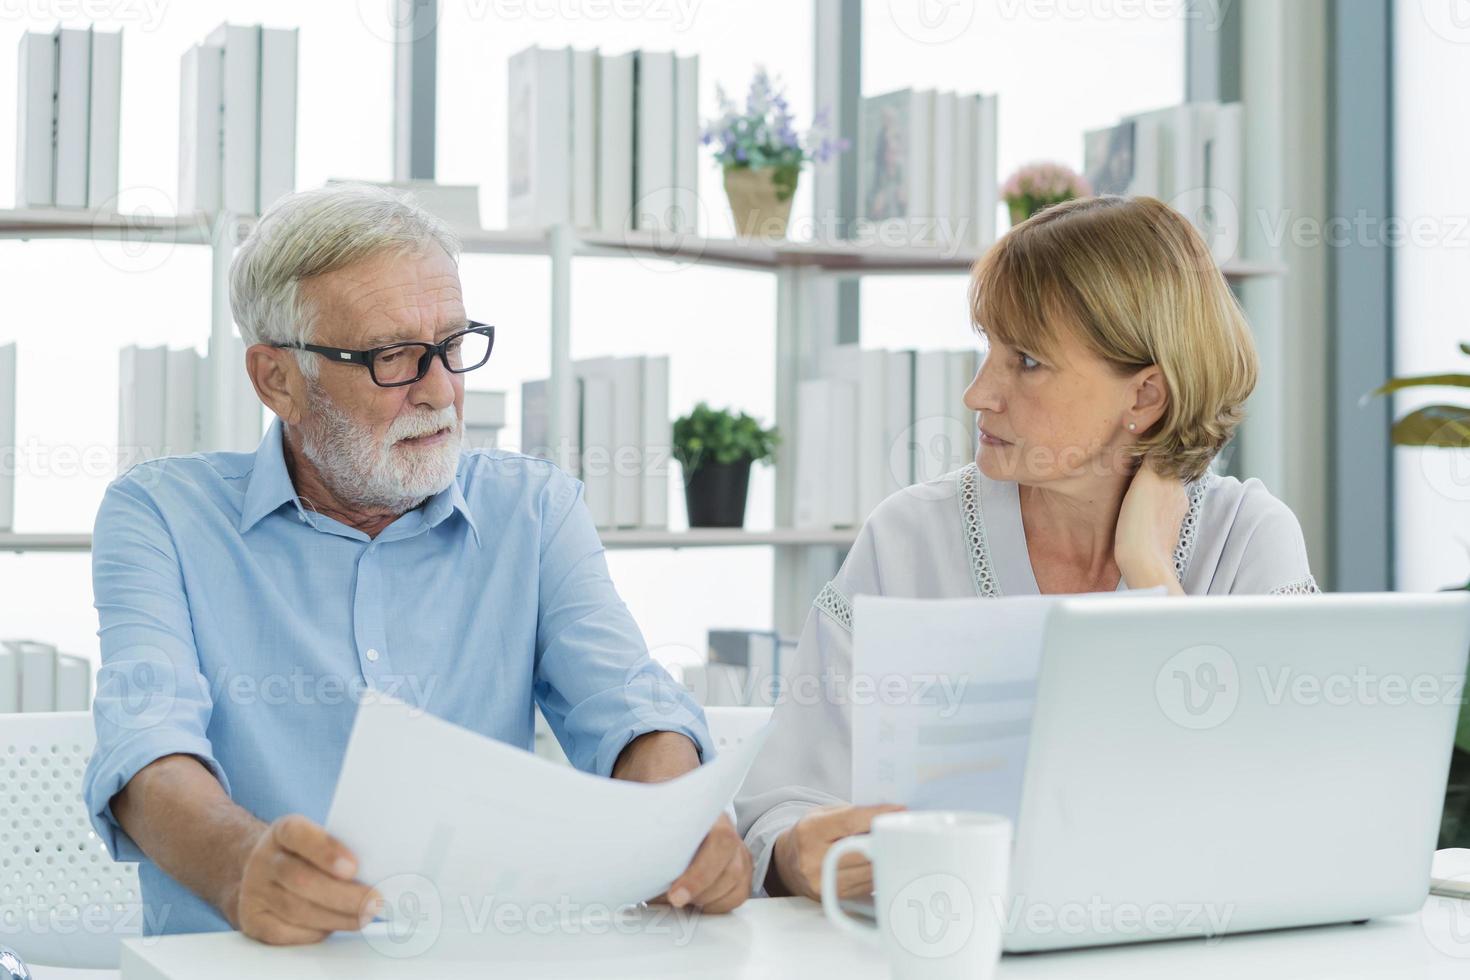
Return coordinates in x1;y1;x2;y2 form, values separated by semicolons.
673;403;779;528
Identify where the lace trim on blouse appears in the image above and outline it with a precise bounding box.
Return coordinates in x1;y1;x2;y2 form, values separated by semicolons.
960;463;1216;597
813;581;854;631
1270;575;1322;595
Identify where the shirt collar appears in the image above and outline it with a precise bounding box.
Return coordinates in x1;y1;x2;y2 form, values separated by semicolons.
238;418;481;547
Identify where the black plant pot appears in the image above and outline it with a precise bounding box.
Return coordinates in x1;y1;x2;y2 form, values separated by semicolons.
683;459;752;528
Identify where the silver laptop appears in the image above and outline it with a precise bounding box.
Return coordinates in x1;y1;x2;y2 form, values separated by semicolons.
845;593;1470;953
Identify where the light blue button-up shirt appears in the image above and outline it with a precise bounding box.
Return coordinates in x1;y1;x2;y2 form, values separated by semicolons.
82;419;711;935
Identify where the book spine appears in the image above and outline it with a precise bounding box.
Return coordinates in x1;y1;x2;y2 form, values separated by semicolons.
16;32;56;208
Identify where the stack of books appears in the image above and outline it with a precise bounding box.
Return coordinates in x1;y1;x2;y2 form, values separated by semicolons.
0;641;91;713
520;356;671;530
0;344;13;533
507;46;700;234
1084;101;1244;261
858;89;1000;248
117;339;261;473
179;23;299;216
14;26;122;210
796;346;980;530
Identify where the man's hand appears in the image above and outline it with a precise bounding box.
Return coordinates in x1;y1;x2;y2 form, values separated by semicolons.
658;814;752;914
228;814;381;945
770;803;906;901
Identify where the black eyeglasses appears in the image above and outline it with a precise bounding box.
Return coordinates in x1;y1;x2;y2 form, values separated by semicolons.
273;323;496;387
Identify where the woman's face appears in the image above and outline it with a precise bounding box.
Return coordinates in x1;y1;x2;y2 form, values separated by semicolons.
964;327;1153;487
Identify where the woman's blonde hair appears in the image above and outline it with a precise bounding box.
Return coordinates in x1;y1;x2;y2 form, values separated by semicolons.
968;196;1257;482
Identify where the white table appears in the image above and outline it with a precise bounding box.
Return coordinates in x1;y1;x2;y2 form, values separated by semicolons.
116;894;1470;979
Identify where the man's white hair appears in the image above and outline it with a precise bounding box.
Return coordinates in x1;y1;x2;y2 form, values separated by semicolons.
229;183;461;378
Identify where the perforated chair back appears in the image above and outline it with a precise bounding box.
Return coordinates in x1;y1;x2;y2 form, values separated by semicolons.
0;711;141;969
703;706;775;754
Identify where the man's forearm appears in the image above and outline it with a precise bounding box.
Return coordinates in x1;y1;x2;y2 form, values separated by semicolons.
611;730;701;783
110;754;266;928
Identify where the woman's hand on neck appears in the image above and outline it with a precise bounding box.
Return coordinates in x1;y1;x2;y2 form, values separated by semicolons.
1111;459;1188;594
282;428;404;539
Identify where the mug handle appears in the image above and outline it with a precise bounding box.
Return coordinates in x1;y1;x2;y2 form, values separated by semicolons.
821;835;880;943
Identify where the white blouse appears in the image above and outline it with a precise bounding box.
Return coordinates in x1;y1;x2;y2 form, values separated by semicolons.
736;461;1319;895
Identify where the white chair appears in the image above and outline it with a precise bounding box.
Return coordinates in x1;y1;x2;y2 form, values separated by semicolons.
0;711;140;973
703;706;774;753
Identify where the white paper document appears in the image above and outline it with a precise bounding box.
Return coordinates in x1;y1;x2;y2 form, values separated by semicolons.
851;591;1163;825
326;695;771;923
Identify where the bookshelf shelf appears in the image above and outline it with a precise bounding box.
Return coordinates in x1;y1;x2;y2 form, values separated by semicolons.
0;529;856;554
0;209;1286;280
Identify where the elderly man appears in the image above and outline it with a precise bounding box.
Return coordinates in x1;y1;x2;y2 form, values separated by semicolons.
82;184;750;942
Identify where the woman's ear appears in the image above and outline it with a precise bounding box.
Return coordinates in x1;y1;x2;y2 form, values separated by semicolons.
246;345;306;426
1129;365;1170;432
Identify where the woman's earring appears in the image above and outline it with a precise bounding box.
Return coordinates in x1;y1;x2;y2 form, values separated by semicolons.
1127;422;1137;432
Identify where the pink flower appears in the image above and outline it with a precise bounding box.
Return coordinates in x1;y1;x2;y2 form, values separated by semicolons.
1001;161;1092;203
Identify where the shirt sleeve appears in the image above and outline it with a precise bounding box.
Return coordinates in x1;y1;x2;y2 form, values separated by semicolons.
735;516;886;897
1225;486;1322;595
531;468;712;777
82;472;231;863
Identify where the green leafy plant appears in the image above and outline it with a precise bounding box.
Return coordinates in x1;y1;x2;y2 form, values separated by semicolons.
672;402;779;473
1372;344;1470;844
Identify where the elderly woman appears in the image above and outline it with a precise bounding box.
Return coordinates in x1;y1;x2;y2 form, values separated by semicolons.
736;196;1319;902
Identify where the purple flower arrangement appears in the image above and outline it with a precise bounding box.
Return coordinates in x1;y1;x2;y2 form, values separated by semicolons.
701;67;849;202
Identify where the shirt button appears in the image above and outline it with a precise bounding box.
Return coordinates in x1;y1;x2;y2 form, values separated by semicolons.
366;648;380;662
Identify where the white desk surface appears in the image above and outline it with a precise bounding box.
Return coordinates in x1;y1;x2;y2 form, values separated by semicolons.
117;894;1470;979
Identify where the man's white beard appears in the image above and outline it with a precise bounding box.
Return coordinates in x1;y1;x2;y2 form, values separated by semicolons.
296;382;463;514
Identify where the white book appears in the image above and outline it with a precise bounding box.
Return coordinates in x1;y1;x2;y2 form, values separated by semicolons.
164;347;201;455
672;54;700;234
860;88;933;241
0;646;16;713
463;390;507;451
17;641;56;713
911;350;959;483
119;345;169;472
55;653;91;712
15;32;56;208
570;47;599;230
178;43;223;213
1127;105;1179;200
86;28;122;209
207;23;261;215
53;27;93;209
638;356;671;530
577;375;617;529
579;357;642;528
947;349;979;465
856;349;890;521
0;344;14;532
795;379;858;529
257;27;299;214
972;94;999;248
930;91;956;244
507;45;572;228
634;50;676;232
951;96;976;246
884;349;915;495
596;52;636;233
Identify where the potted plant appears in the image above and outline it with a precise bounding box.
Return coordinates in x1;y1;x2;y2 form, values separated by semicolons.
1001;162;1093;226
702;67;849;239
1372;344;1470;846
673;402;779;528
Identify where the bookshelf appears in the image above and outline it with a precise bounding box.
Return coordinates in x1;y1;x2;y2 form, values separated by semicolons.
0;203;1283;629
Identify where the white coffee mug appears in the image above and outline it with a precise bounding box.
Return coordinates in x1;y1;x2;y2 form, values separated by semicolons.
821;811;1012;980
